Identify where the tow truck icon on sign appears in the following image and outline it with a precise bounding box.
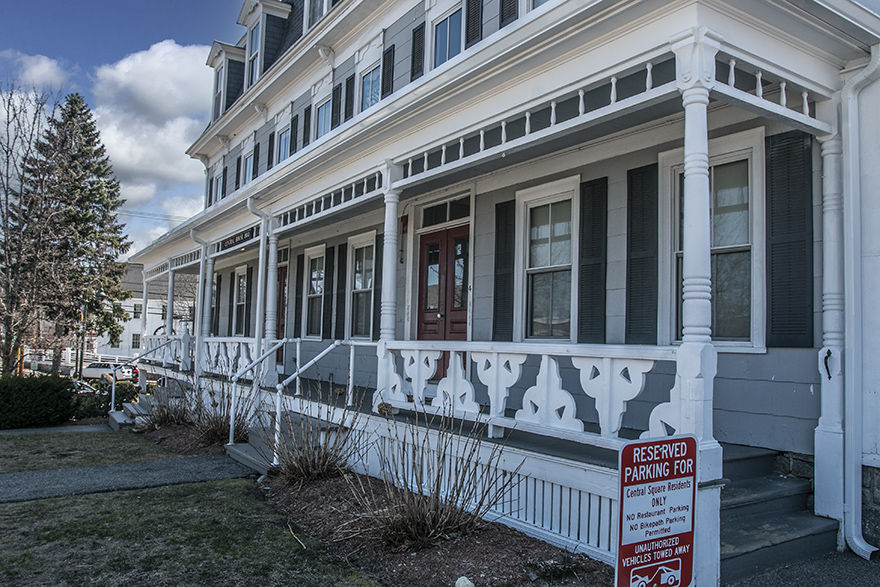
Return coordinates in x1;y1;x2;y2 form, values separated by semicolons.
630;558;681;587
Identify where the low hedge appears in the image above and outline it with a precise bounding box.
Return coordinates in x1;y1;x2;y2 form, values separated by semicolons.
74;380;139;419
0;375;76;430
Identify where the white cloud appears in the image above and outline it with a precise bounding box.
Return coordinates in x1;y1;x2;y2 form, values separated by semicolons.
89;40;212;254
93;40;212;124
0;50;69;89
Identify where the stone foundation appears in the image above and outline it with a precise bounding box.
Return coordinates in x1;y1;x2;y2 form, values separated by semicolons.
862;465;880;547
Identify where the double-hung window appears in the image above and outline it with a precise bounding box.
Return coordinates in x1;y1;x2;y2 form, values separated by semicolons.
304;246;325;338
315;100;332;140
214;173;224;201
234;267;249;336
278;127;290;163
348;233;375;337
514;177;580;341
248;23;260;87
243;153;254;185
434;9;462;68
659;128;765;348
361;66;381;112
133;303;142;320
131;333;141;350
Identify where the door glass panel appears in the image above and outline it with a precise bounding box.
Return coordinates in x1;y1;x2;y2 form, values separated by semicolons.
425;243;440;310
452;238;468;309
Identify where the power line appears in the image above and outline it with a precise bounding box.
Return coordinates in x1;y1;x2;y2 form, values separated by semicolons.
117;210;190;223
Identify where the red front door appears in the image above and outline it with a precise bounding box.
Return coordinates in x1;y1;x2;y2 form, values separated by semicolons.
418;225;469;376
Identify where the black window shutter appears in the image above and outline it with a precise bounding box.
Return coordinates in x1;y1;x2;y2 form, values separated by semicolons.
331;83;342;129
493;200;515;341
766;131;813;347
372;233;384;341
411;24;425;81
227;271;235;337
221;166;228;197
252;143;260;180
344;75;355;121
207;177;213;207
291;114;299;153
465;0;482;48
335;243;348;339
626;164;659;344
381;45;395;99
267;132;275;170
293;254;304;337
322;246;335;340
245;267;253;336
302;106;311;146
212;274;222;336
500;0;517;28
579;178;608;343
235;156;242;190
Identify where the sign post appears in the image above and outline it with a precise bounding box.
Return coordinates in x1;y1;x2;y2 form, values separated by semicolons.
616;436;697;587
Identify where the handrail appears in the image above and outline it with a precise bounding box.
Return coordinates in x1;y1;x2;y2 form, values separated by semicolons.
227;338;295;445
276;340;342;393
109;339;176;415
231;338;294;384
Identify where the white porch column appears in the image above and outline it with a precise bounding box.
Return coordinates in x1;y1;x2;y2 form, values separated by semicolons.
164;267;175;366
140;276;149;345
247;197;269;387
672;28;723;587
375;186;404;409
199;253;215;374
201;255;215;339
380;189;400;341
815;130;845;521
262;233;279;386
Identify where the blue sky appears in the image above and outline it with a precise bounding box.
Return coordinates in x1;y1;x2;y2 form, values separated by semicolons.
0;0;246;258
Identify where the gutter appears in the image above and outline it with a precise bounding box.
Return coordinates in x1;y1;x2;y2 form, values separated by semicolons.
841;42;880;560
190;229;209;378
246;197;269;378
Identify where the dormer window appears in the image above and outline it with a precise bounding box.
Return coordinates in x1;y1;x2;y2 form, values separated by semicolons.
248;23;260;87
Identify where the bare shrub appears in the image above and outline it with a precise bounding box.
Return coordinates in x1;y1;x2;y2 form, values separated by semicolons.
260;380;366;485
347;408;522;550
142;381;190;429
188;376;254;445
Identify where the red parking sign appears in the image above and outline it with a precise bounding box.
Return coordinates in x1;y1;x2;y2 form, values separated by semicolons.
616;436;697;587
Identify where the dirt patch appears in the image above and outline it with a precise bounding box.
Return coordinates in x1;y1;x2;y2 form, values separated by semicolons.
140;424;226;456
150;423;614;587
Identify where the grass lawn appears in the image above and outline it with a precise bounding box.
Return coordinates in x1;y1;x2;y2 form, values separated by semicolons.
0;479;378;586
0;430;178;473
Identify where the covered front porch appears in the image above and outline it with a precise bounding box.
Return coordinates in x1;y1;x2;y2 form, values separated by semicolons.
134;21;856;583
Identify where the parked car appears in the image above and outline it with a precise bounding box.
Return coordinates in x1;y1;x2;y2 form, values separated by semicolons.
70;379;101;394
80;362;133;381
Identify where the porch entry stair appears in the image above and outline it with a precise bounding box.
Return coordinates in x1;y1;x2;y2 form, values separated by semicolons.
720;443;838;584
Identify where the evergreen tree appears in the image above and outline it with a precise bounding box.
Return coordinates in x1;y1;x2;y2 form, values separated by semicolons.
6;92;132;373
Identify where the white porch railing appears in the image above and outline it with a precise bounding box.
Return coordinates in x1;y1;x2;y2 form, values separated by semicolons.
143;332;193;371
376;341;677;451
201;337;258;378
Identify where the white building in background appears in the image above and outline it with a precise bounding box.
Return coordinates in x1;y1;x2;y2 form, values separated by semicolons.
129;0;880;583
92;265;193;360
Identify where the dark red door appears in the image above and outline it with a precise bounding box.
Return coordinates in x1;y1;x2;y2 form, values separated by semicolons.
418;225;469;376
276;264;288;361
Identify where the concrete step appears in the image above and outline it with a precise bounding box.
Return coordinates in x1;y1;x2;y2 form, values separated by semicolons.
721;474;812;518
122;402;151;419
720;510;838;584
225;442;275;476
108;410;134;430
722;443;778;480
